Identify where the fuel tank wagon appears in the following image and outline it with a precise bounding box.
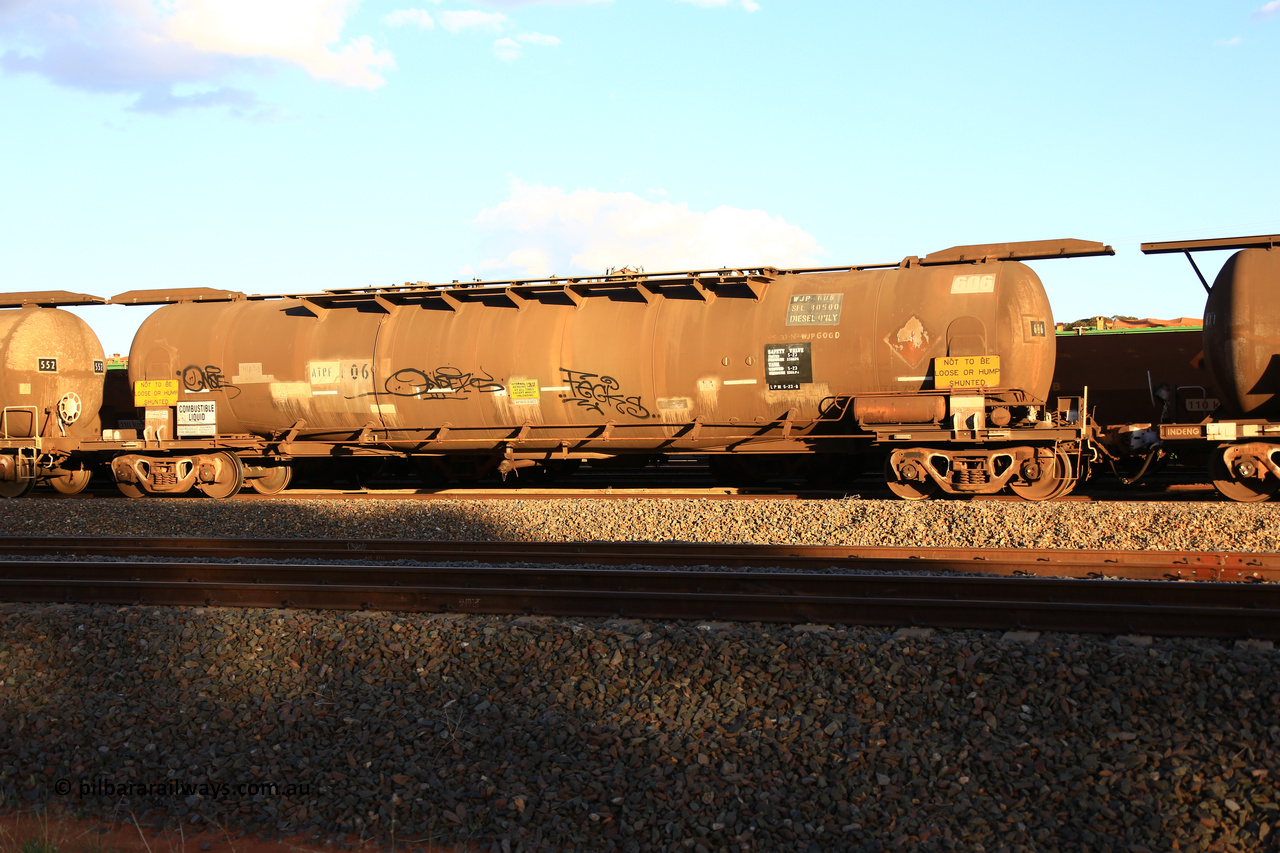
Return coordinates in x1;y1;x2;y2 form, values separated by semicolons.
1203;247;1280;421
118;239;1110;499
0;293;107;497
1142;235;1280;501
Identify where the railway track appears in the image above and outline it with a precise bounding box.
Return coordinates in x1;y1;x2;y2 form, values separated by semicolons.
0;536;1276;639
0;558;1274;640
0;535;1274;582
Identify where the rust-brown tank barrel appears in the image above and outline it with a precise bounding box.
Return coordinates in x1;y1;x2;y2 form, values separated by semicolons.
127;257;1057;445
1203;248;1280;419
0;306;105;440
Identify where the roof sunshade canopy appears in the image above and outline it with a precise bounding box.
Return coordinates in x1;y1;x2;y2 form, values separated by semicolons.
110;288;247;305
922;239;1115;265
0;291;108;308
1141;234;1280;254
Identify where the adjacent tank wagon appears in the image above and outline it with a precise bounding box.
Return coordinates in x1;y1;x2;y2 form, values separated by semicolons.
0;292;107;497
1141;234;1280;501
113;238;1109;500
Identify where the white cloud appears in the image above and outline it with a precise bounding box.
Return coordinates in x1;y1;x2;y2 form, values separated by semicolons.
517;32;561;46
383;9;436;28
0;0;393;114
482;247;552;272
674;0;761;11
493;31;561;60
161;0;393;88
473;181;822;277
439;10;507;32
493;36;520;60
1214;36;1243;46
1252;1;1280;21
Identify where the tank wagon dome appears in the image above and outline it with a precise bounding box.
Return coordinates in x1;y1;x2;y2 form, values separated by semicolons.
0;295;106;439
1203;247;1280;420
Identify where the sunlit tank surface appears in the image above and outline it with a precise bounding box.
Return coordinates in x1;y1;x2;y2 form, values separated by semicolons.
1204;247;1280;419
126;251;1062;448
0;305;105;439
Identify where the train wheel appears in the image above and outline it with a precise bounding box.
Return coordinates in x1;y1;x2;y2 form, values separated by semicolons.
0;478;35;499
1051;453;1084;499
249;465;292;495
1051;470;1078;499
1210;447;1279;503
116;481;148;499
196;452;245;500
884;456;938;501
49;469;92;495
1009;449;1073;502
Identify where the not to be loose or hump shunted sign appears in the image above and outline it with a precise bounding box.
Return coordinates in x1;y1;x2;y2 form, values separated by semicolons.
134;380;179;407
933;356;1001;388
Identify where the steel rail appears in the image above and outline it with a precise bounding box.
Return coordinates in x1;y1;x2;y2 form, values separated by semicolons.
0;536;1276;582
0;560;1275;639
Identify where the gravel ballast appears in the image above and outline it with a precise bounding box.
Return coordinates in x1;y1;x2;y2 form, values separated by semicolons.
0;495;1278;551
2;496;1279;852
1;606;1277;852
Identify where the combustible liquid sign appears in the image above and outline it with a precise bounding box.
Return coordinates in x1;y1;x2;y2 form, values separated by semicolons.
934;356;1001;388
176;401;217;437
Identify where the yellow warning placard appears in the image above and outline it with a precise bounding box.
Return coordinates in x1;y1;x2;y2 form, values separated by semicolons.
934;356;1001;388
134;380;179;407
508;379;540;406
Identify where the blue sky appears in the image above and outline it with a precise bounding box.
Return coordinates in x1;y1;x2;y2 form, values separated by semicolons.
2;0;1277;354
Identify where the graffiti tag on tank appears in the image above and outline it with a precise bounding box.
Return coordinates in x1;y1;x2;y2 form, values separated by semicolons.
382;366;506;400
560;368;651;418
178;364;240;398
